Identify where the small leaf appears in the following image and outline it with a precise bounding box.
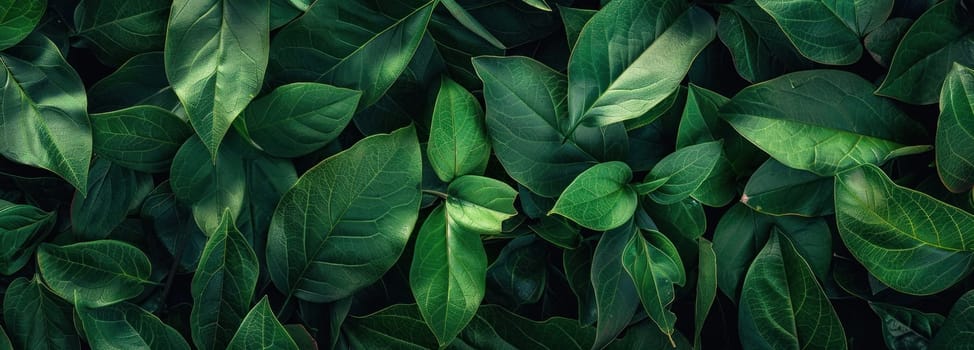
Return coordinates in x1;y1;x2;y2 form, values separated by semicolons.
227;297;299;350
486;235;547;307
440;0;505;49
190;212;259;350
140;181;207;270
642;141;723;205
236;82;361;158
428;76;490;182
930;290;974;349
165;0;270;158
339;304;438;349
3;276;80;350
590;220;640;350
834;164;974;295
869;302;944;350
77;302;190;350
267;126;422;303
622;229;685;344
936;63;974;192
409;205;487;346
550;161;636;231
742;158;834;217
0;200;54;275
91;106;194;173
738;232;847;349
37;240;152;307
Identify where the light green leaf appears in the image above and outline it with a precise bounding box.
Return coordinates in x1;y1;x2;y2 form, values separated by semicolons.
428;76;490;182
37;240;152;307
590;220;640;350
90;106;192;173
88;53;180;113
236;82;361;158
642;141;723;205
77;302;190;350
694;239;717;350
227;297;299;350
755;0;892;64
876;0;974;105
0;32;91;193
71;158;153;240
834;164;974;295
0;0;45;50
937;63;974;192
73;0;169;66
621;228;685;345
0;200;54;275
445;175;517;235
716;0;814;82
550;161;636;231
742;158;834;217
473;55;619;198
722;70;927;176
930;290;974;349
165;0;269;158
191;212;259;350
268;0;437;109
567;0;715;130
267;126;422;303
409;204;487;346
739;232;847;350
3;276;80;350
869;302;944;350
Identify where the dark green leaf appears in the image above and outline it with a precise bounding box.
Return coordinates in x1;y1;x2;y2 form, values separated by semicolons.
529;216;581;249
165;0;269;158
936;63;974;192
37;240;152;307
236;82;361;158
486;235;547;307
930;290;974;349
0;200;54;274
716;0;814;82
676;85;737;207
71;158;153;240
591;220;640;349
339;304;437;349
551;161;636;231
3;276;80;350
190;212;259;350
742;158;834;216
558;6;594;48
694;239;717;349
641;141;723;205
227;297;299;350
869;302;944;350
73;0;169;65
267;126;421;303
91;106;193;173
0;0;45;50
834;164;974;295
622;229;685;345
876;0;974;104
140;181;207;270
88;52;180;113
864;18;913;67
77;302;190;350
567;0;715;129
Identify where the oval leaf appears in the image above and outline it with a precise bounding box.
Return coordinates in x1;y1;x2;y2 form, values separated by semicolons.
445;175;517;235
937;63;974;192
742;158;834;217
930;290;974;349
73;0;169;65
88;52;180;113
428;76;490;182
77;302;190;350
37;240;152;307
91;105;193;173
551;161;636;231
755;0;891;64
641;141;723;204
266;126;421;303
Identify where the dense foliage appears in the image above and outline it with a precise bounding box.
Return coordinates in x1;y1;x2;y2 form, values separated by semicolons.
0;0;973;349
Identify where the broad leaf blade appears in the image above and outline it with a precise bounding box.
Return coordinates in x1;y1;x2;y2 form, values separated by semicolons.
165;0;270;158
936;63;974;192
622;229;686;345
266;126;422;303
0;200;54;274
567;0;715;129
551;161;636;231
869;302;944;350
590;220;640;350
642;141;723;204
71;158;153;240
834;164;974;295
77;302;190;350
227;297;299;350
91;106;193;173
742;158;834;217
930;290;974;349
428;76;490;182
2;276;80;350
73;0;169;65
0;0;45;50
37;240;152;307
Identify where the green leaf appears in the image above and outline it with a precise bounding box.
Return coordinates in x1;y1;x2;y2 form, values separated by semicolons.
88;52;180;113
676;85;737;207
486;235;547;307
459;305;596;349
564;239;597;326
755;0;892;64
227;297;299;350
738;232;847;350
140;181;207;270
190;211;259;350
930;290;974;349
409;204;487;346
268;0;437;109
73;0;169;66
694;238;717;350
236;82;361;158
428;76;490;182
716;0;814;82
876;0;974;104
0;200;54;274
864;18;913;67
91;105;193;173
0;0;45;50
558;6;595;49
937;63;974;192
869;302;944;350
3;276;80;350
834;164;974;295
339;304;438;349
445;175;517;235
267;126;422;303
440;0;505;50
77;302;190;350
530;216;581;249
0;327;10;350
0;32;91;193
567;0;715;130
473;55;618;198
643;198;707;240
550;161;636;231
742;158;834;217
621;229;685;345
521;0;550;11
722;70;927;176
641;141;723;205
591;220;640;349
164;0;269;158
71;158;153;240
37;240;152;307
